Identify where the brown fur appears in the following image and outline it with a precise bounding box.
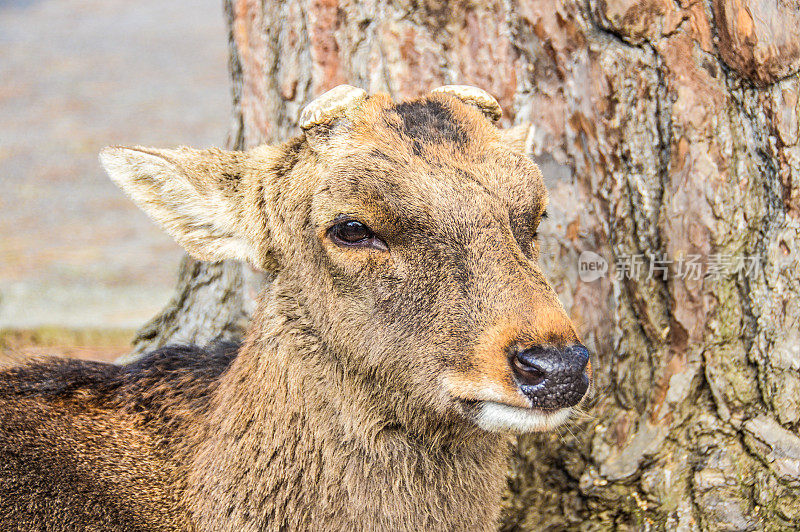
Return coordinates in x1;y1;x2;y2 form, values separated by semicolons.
0;90;588;531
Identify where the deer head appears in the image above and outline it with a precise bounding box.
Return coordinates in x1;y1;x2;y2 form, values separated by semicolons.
100;85;591;435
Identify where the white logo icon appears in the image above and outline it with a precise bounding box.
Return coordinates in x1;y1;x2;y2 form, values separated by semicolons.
578;251;608;282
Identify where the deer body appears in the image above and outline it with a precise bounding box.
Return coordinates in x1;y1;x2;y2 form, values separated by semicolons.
0;87;591;531
188;292;512;531
0;286;508;531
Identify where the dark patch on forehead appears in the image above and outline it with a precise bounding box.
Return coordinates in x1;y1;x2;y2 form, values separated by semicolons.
387;99;469;147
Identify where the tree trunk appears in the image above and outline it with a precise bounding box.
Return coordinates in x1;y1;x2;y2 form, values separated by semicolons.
136;0;800;528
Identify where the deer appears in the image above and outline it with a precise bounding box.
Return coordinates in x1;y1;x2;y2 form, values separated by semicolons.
0;85;592;531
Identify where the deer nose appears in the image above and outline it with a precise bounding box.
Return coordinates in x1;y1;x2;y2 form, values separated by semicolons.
510;344;590;409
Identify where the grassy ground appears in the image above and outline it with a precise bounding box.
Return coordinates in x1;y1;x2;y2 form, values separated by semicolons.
0;327;135;367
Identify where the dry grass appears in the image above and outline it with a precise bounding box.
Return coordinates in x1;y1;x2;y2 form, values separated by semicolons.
0;327;135;367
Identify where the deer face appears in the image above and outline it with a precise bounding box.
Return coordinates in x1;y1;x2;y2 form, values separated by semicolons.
101;86;591;434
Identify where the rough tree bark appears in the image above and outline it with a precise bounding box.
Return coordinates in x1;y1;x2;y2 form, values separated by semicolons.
133;0;800;529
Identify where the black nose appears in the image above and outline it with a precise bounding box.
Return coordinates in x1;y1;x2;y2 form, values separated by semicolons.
510;344;590;409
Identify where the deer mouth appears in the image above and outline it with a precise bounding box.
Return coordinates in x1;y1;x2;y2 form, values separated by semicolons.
462;400;572;433
442;370;582;433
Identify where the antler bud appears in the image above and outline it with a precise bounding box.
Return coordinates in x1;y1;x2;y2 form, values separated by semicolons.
430;85;502;122
299;85;368;130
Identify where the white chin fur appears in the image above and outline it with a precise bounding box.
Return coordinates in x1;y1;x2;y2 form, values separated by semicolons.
474;402;571;433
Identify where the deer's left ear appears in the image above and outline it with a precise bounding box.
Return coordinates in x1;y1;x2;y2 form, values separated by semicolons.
499;123;535;155
100;146;271;269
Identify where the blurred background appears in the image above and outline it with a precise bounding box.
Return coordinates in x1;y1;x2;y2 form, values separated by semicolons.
0;0;230;356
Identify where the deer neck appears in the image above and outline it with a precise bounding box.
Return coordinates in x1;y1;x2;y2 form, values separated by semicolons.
186;285;513;531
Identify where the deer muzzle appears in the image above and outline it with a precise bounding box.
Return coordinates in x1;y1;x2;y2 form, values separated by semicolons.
510;344;590;410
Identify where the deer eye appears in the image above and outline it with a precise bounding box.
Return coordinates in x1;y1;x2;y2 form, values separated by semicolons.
336;220;370;242
329;219;388;251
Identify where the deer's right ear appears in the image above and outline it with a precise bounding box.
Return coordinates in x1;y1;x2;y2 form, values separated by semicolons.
100;146;270;269
499;123;535;155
